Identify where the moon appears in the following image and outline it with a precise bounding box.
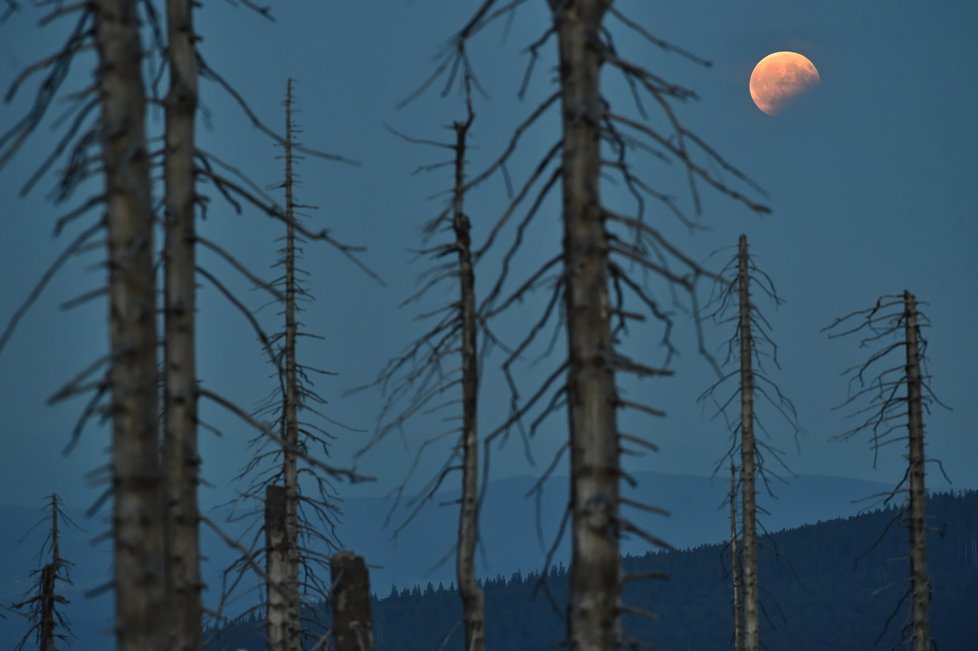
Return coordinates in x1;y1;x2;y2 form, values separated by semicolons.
749;51;820;116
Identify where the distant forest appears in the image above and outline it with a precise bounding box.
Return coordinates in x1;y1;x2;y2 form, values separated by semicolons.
205;491;978;651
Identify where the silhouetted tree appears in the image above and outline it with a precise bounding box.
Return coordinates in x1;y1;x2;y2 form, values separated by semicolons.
351;84;485;650
9;494;76;651
825;290;948;650
700;235;799;651
214;79;374;651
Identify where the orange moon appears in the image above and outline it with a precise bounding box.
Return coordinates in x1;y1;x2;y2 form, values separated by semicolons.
749;51;820;116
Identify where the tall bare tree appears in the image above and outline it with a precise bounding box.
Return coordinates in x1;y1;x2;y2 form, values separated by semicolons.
397;3;769;648
700;235;799;651
825;290;946;650
94;2;166;646
548;3;636;645
162;0;203;648
452;107;486;651
736;235;760;650
214;79;374;650
351;87;485;650
279;77;303;651
9;494;76;651
1;4;366;648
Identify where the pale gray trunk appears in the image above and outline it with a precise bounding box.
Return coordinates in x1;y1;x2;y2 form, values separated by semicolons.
737;235;759;651
266;485;288;651
330;551;374;651
451;115;485;651
903;291;930;651
162;0;202;648
730;464;742;651
282;79;302;651
549;2;620;649
93;2;165;648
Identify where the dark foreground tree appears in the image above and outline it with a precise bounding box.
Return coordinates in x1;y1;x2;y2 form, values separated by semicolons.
9;494;76;651
825;290;947;650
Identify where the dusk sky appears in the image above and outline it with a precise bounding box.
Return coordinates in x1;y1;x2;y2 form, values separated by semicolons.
1;0;976;529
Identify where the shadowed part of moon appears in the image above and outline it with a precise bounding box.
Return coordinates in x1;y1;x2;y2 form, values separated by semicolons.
749;51;820;116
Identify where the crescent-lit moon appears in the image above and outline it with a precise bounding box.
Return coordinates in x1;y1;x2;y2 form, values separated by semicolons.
749;51;820;116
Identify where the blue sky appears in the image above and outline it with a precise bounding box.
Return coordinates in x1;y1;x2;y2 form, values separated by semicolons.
0;0;976;527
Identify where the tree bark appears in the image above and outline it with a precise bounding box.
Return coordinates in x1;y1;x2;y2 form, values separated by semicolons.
730;464;742;651
162;0;202;648
93;2;165;648
282;78;302;651
737;234;759;651
266;485;288;651
452;114;485;651
330;551;374;651
903;290;930;651
549;2;620;649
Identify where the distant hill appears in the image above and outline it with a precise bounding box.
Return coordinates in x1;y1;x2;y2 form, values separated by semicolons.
334;470;895;591
0;472;924;647
206;490;978;651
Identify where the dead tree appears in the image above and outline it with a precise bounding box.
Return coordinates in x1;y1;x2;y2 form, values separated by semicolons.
397;3;770;648
9;494;76;651
452;107;486;651
266;485;289;650
279;76;303;651
351;86;485;650
330;551;374;651
0;4;367;649
737;234;760;651
0;2;166;646
699;235;799;651
214;79;374;649
824;291;946;651
94;3;167;646
729;464;742;651
161;0;203;648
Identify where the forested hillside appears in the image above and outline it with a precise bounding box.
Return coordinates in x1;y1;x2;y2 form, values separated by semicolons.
205;491;978;650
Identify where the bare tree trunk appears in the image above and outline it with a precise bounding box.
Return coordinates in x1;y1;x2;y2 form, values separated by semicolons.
93;2;165;648
451;113;485;651
282;78;302;651
162;0;202;648
266;485;288;651
904;290;930;651
737;234;759;651
39;494;59;651
330;551;373;651
550;2;620;649
730;464;742;651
